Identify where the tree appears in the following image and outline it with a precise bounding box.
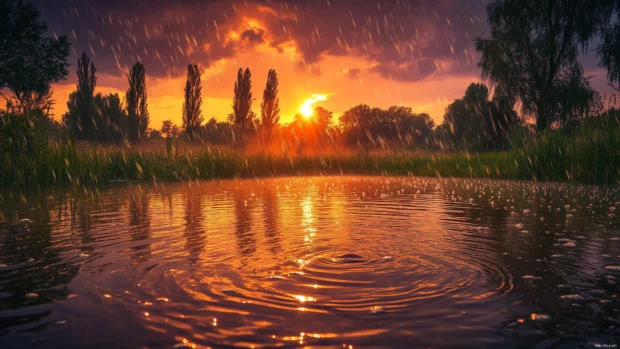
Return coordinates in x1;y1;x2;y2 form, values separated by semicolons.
548;65;603;130
126;62;149;141
148;129;162;140
160;119;179;138
161;119;179;154
0;0;70;114
598;20;620;92
439;82;519;151
93;93;127;142
67;53;97;139
182;64;203;141
314;106;333;133
340;104;372;134
339;104;434;149
260;69;280;139
475;0;610;132
464;83;489;111
202;117;235;145
232;68;254;129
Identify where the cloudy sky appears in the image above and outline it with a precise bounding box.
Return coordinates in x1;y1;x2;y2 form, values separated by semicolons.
33;0;614;128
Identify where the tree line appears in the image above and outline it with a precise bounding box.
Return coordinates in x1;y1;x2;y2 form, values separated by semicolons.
1;0;619;154
54;51;517;153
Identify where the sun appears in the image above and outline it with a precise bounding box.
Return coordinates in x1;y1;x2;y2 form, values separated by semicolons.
300;94;327;118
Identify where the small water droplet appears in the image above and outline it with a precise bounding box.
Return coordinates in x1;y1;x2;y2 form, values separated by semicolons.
370;306;384;314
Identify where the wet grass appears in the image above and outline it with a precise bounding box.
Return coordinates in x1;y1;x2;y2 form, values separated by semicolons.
1;113;618;187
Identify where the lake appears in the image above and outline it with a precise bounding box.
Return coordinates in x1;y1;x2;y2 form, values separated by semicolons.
0;176;619;349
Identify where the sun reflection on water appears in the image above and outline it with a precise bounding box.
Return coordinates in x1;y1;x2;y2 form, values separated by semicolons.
1;177;619;348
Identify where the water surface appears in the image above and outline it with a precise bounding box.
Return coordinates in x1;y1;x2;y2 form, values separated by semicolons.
0;176;619;348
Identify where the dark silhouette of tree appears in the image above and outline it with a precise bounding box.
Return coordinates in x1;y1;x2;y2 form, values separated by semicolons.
340;104;434;149
161;119;180;153
63;54;129;142
161;119;180;138
283;107;338;153
93;93;127;142
77;53;96;136
232;68;254;131
598;19;620;92
202;117;235;145
314;106;333;133
475;0;609;132
0;0;70;114
548;65;603;130
126;62;149;141
438;83;519;151
148;128;162;140
464;83;489;111
182;64;203;141
260;69;280;140
65;52;96;140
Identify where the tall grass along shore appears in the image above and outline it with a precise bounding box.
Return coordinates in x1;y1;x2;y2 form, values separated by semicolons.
1;111;618;188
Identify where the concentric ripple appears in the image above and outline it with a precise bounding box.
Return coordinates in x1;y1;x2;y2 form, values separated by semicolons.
0;176;618;349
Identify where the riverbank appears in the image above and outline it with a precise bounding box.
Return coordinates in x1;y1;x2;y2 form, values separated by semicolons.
2;110;618;187
1;139;617;187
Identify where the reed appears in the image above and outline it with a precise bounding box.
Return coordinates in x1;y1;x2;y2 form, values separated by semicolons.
1;111;618;187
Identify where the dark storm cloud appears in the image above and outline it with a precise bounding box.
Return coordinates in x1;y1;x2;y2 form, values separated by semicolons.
31;0;490;81
240;28;266;44
256;0;489;81
371;58;436;82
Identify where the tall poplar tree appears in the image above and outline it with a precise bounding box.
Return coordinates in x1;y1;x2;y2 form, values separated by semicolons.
260;69;280;139
182;64;203;141
126;62;149;141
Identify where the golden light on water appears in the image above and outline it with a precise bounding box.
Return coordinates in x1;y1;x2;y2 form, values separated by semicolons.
299;94;328;118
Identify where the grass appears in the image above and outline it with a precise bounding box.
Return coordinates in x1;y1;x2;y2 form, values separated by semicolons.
1;112;619;188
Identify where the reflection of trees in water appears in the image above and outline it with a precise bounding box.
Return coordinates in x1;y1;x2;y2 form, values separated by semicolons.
74;191;107;246
262;184;282;255
0;191;79;334
129;191;151;259
233;187;257;257
160;190;174;219
184;190;205;261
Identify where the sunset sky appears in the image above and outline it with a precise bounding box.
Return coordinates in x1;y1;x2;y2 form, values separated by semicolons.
33;0;615;129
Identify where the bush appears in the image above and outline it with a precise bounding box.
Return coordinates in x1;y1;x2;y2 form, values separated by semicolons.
0;112;44;157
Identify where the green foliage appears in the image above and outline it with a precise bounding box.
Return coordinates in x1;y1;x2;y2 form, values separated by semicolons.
63;54;127;142
596;2;620;90
437;83;519;151
515;110;620;183
182;64;203;141
93;92;128;142
507;125;535;150
0;112;43;157
1;108;617;188
64;52;97;139
0;0;70;113
475;0;608;132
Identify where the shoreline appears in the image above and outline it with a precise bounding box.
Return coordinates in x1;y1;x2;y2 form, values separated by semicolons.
2;146;619;188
